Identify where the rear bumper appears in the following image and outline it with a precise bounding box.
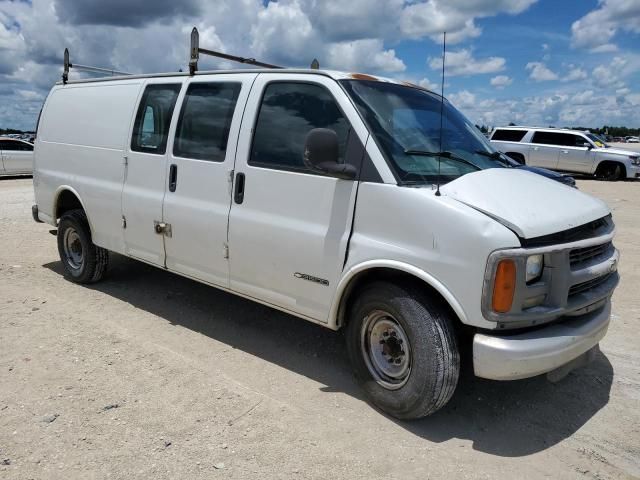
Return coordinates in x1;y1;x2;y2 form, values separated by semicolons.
473;300;610;380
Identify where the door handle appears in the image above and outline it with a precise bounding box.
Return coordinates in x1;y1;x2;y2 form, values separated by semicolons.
169;164;178;192
533;147;539;151
561;150;569;154
234;172;245;204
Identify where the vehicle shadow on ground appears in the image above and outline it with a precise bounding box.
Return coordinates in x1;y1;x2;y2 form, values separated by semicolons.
44;254;613;458
0;175;32;181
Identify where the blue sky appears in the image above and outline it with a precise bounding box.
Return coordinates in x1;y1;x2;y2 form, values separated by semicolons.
1;0;639;130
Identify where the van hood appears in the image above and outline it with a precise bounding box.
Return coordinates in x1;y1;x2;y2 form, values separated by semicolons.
440;168;610;239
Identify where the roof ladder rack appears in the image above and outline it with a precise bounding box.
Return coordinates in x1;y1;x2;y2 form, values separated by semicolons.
189;27;284;74
62;48;132;84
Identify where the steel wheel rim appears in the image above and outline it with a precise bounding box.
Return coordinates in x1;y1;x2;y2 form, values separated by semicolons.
63;227;83;270
361;310;412;390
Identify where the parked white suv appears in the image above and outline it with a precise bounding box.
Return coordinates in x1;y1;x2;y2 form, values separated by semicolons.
490;127;640;181
0;137;34;175
32;69;619;419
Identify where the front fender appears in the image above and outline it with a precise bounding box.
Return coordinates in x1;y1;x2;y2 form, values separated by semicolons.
328;259;468;330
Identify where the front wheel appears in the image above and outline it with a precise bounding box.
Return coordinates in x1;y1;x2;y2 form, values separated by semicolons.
346;282;460;419
57;209;109;283
596;162;624;181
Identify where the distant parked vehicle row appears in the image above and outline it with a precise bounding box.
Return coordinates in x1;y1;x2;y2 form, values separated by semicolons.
490;127;640;181
0;137;34;175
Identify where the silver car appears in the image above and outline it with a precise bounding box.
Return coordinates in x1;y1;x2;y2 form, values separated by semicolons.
0;137;34;175
490;127;640;181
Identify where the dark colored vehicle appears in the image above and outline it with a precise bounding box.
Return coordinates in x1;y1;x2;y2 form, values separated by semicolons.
502;153;576;187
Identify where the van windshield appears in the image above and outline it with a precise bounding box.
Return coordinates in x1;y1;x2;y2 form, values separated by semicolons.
340;80;504;184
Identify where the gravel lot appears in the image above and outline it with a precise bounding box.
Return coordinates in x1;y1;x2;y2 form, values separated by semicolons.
1;177;639;479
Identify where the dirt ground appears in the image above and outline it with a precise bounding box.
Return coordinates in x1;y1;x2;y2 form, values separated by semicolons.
1;176;638;479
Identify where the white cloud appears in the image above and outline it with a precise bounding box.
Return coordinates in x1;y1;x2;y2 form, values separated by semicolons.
490;75;512;89
326;39;405;73
562;66;588;82
592;56;628;88
429;49;506;76
526;62;558;81
400;0;537;43
450;87;640;129
418;77;440;91
571;0;640;52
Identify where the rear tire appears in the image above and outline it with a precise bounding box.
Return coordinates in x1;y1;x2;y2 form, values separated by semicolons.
345;282;460;420
57;209;109;283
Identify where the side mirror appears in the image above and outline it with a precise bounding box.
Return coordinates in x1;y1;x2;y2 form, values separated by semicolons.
304;128;357;180
586;143;593;150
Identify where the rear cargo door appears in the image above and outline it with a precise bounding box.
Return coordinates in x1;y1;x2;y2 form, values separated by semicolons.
161;74;257;288
121;81;182;266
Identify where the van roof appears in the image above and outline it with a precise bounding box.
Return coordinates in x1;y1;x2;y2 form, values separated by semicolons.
56;68;435;92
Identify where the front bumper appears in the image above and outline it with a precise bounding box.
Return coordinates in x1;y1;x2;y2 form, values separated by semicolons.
628;164;640;179
473;300;610;380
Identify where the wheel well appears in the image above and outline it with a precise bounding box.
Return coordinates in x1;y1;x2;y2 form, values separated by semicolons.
336;267;465;331
55;190;83;219
595;160;626;177
505;152;525;164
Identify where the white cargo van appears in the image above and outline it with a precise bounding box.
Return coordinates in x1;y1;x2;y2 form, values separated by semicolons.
33;66;619;419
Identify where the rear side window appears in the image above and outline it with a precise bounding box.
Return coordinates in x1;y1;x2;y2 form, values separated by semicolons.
491;129;527;142
0;140;33;151
531;131;586;147
249;82;350;172
131;84;181;154
173;82;242;161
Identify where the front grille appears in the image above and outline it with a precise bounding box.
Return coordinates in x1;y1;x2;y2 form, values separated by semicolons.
570;242;612;269
569;273;613;297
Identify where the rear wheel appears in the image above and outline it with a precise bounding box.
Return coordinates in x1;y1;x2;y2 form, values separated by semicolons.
346;282;460;419
57;209;109;283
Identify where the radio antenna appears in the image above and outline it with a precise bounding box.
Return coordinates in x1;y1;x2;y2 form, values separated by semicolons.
435;31;446;197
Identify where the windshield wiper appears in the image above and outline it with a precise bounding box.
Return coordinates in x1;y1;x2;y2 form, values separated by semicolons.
404;149;481;171
474;149;513;167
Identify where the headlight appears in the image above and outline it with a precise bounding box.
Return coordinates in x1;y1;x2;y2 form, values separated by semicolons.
526;254;544;283
630;156;640;166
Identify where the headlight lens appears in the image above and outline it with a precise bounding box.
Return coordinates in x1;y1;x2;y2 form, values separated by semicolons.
526;254;544;283
630;156;639;166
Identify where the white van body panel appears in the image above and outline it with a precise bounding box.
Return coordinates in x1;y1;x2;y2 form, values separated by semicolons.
337;182;520;330
36;80;143;251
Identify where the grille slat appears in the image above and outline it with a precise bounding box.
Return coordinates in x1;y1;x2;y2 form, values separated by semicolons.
569;273;613;297
570;241;612;269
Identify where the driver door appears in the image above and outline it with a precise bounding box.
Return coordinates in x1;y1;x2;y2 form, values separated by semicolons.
227;75;365;321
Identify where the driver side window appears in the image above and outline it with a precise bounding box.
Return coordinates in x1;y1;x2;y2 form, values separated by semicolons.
249;82;351;173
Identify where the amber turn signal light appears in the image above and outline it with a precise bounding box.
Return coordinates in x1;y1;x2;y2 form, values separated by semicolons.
492;259;516;313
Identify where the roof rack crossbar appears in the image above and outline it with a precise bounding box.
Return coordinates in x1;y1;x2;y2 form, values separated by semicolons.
62;48;131;84
189;27;283;75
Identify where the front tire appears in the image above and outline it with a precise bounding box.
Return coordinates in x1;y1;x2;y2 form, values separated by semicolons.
57;209;109;283
346;282;460;420
596;162;624;181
